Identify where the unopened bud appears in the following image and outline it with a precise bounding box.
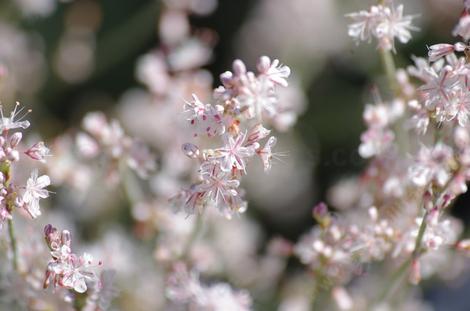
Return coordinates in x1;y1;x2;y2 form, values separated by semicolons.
9;132;22;148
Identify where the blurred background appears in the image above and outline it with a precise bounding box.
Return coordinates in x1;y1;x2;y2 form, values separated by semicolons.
2;0;470;310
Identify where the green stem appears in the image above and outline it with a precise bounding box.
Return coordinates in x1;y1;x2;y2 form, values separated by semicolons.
375;210;429;306
310;279;321;310
7;218;18;272
179;213;203;260
379;48;399;96
375;257;412;305
412;211;428;258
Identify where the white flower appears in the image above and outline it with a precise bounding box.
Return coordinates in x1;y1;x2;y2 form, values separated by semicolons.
257;56;291;87
0;102;30;132
408;143;453;187
347;3;417;51
22;170;50;218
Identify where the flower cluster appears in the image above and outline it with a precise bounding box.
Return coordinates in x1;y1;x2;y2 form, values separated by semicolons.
347;0;417;51
76;111;156;180
43;224;102;294
0;103;51;225
166;262;253;311
175;57;290;218
290;2;470;309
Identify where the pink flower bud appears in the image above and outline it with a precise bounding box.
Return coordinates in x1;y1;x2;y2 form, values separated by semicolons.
313;202;331;227
25;141;50;161
428;44;455;62
9;132;22;148
257;56;271;74
232;59;246;76
7;149;19;162
247;124;271;145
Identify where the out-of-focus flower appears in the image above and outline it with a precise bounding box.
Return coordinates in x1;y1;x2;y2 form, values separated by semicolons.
166;263;252;311
347;2;418;51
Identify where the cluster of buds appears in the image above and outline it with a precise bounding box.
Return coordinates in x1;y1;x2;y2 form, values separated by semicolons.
296;204;397;287
347;0;417;51
43;224;102;294
175;56;290;218
76;111;156;180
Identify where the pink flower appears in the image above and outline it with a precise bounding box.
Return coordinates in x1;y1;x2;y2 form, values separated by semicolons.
184;94;225;138
214;132;256;172
43;225;102;294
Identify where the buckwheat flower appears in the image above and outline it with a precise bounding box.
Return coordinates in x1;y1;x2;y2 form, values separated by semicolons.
453;15;470;41
198;161;240;205
409;143;454;187
257;136;277;171
256;56;291;87
246;123;271;146
25;141;50;161
419;66;457;103
347;3;417;51
76;133;100;158
446;88;470;126
43;225;102;294
21;169;50;218
166;263;253;311
358;128;394;158
347;8;377;44
184;94;225;138
375;4;418;51
127;140;156;178
0;102;30;131
428;44;458;62
213;131;256;172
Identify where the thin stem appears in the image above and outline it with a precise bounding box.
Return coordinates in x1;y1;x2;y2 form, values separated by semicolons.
7;218;18;272
412;211;428;259
179;213;203;261
375;257;412;304
375;210;429;305
379;48;399;95
310;279;321;310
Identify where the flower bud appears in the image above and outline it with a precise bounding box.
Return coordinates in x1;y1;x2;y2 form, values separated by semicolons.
25;141;50;161
7;149;19;162
313;202;331;228
257;56;271;74
182;143;200;159
232;59;246;76
9;132;22;148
